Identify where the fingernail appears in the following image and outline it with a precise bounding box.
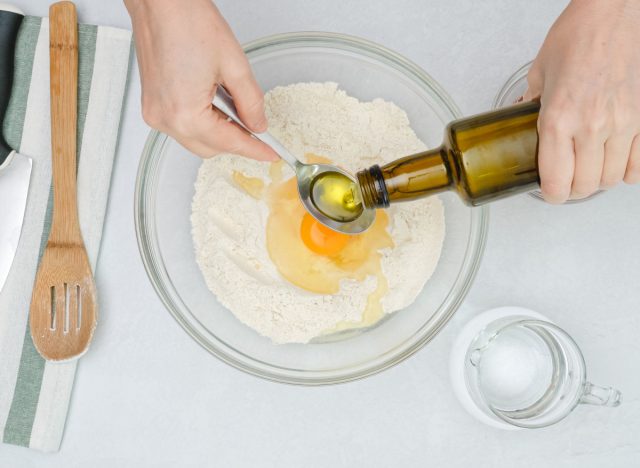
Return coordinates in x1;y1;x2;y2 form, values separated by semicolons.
253;116;268;133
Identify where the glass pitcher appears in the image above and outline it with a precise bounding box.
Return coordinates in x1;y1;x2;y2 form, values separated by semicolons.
452;308;622;429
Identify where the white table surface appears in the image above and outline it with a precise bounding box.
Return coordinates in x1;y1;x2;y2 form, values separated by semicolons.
2;0;639;466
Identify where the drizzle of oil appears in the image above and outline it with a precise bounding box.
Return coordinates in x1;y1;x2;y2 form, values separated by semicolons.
324;274;389;334
232;171;265;199
234;153;394;332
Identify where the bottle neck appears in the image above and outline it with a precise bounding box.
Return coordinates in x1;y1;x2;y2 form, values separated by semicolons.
357;146;451;209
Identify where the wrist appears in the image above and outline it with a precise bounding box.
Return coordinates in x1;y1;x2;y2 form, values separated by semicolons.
124;0;180;18
123;0;147;17
569;0;638;14
566;0;640;27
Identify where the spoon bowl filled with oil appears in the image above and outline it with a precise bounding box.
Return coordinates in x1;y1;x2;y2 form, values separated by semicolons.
213;85;376;234
297;163;375;234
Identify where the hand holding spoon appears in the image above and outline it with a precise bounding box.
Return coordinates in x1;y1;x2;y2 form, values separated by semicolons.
212;86;375;234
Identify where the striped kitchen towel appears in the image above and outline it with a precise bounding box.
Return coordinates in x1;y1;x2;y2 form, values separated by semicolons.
0;16;131;452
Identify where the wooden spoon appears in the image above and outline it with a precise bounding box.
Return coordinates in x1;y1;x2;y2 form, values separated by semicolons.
30;1;97;361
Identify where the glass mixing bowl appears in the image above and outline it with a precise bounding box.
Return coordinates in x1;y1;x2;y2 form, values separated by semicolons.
135;32;488;385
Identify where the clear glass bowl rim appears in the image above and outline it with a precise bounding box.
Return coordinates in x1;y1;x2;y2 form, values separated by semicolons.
134;31;489;385
491;60;532;110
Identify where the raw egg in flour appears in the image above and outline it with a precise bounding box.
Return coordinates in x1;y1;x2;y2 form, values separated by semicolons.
299;213;350;256
233;154;394;329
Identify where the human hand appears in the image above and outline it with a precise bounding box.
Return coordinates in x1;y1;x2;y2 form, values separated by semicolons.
124;0;277;161
524;0;640;203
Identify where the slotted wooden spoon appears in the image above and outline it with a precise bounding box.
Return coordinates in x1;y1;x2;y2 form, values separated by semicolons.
30;1;97;361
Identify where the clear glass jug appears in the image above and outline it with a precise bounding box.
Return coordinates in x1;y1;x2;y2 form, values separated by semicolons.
451;307;622;429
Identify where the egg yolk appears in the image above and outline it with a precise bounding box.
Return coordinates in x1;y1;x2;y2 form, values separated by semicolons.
300;212;350;256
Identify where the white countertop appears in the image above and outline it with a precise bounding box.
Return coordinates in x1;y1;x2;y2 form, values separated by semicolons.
2;0;639;466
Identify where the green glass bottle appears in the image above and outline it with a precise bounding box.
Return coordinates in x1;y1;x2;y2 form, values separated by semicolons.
357;100;541;208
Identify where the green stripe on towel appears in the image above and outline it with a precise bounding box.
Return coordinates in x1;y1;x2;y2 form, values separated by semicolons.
1;15;42;448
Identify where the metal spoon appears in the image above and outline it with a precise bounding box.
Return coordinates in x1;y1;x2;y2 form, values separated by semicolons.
212;86;375;234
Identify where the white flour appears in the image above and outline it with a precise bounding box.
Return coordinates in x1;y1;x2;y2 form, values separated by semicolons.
191;82;445;344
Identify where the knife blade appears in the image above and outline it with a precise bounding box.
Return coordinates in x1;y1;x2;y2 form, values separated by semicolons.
0;4;31;293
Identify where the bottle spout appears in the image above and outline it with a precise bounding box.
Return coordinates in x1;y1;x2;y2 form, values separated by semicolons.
356;165;390;209
579;382;623;407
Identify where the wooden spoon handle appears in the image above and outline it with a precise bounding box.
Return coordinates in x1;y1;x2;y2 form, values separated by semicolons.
49;1;79;244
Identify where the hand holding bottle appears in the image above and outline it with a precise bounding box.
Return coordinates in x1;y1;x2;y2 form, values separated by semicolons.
524;0;640;203
124;0;277;161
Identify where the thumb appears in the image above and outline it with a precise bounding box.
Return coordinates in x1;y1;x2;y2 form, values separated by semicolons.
523;66;543;102
522;87;539;102
189;107;278;161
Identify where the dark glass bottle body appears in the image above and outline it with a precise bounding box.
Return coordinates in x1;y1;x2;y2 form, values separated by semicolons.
357;100;540;208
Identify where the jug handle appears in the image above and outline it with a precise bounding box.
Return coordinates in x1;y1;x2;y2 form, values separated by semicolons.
579;382;623;407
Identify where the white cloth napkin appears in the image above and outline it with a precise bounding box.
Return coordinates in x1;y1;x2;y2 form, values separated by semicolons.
0;16;131;453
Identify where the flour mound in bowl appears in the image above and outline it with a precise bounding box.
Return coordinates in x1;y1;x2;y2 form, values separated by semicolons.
191;82;445;344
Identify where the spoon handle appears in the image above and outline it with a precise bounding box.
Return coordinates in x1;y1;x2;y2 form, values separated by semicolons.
212;85;301;168
49;0;81;245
